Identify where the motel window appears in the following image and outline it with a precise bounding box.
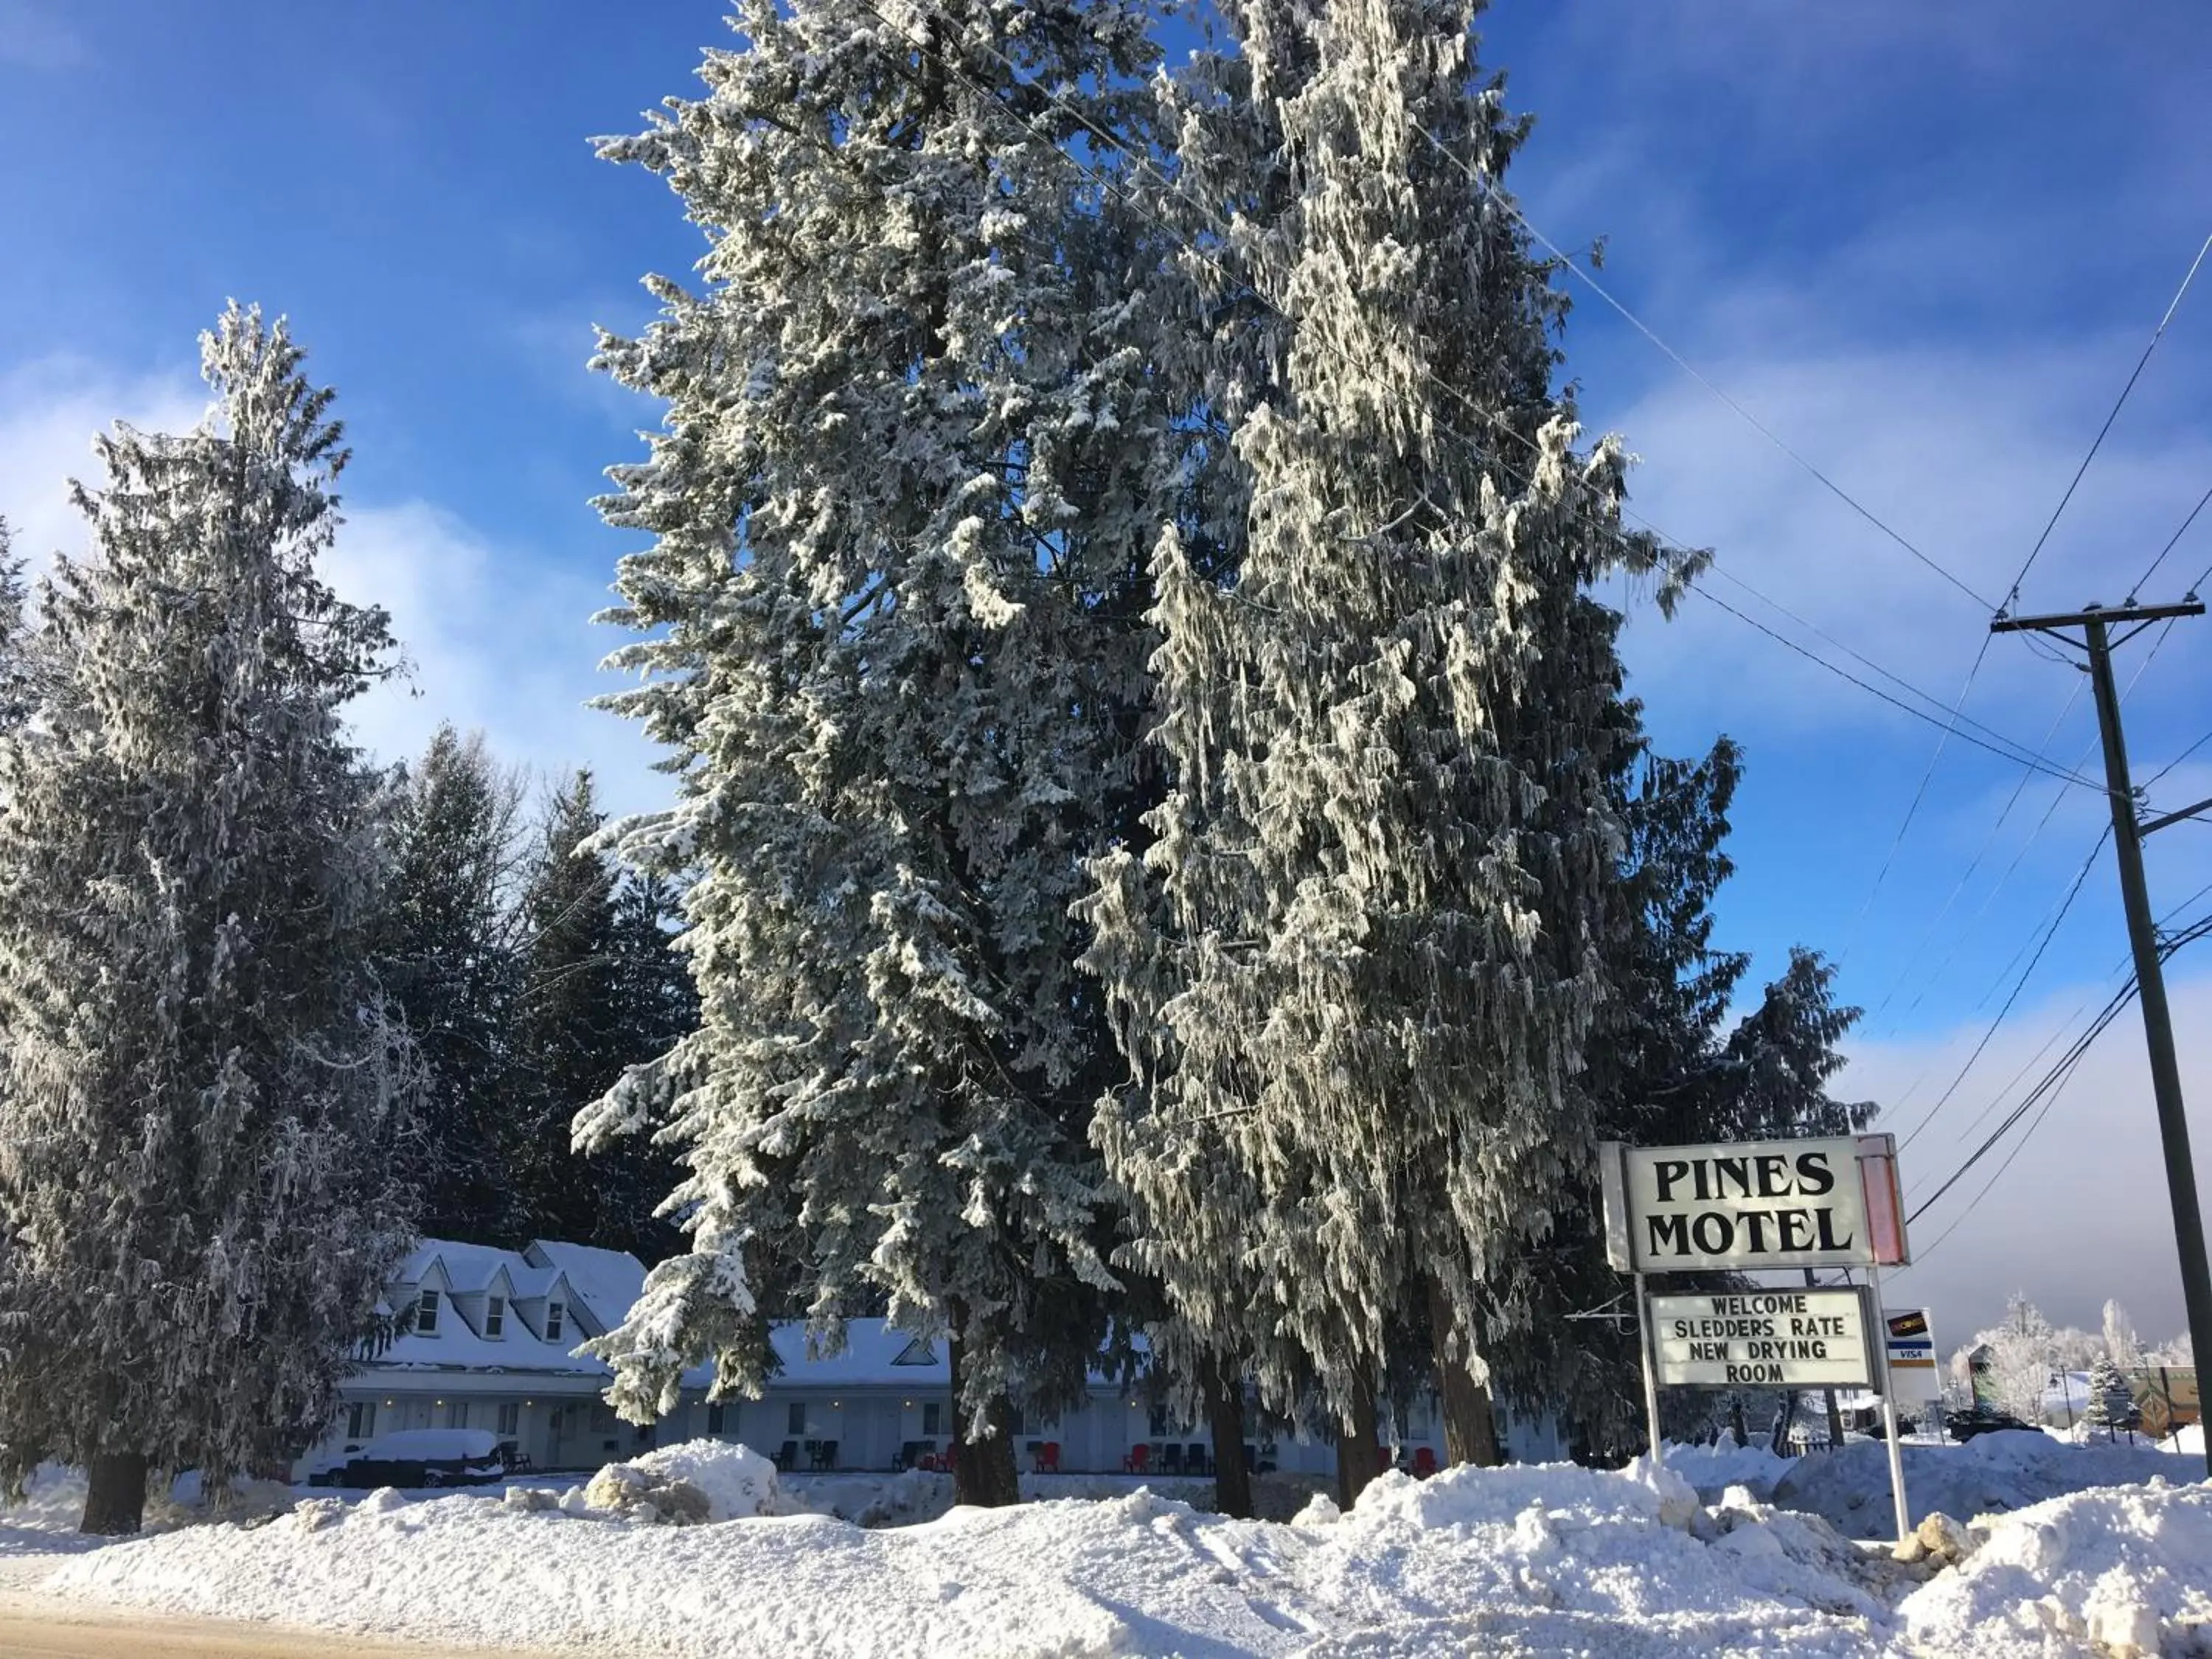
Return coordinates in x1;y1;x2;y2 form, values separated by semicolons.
484;1296;505;1338
415;1289;439;1335
1149;1404;1171;1438
922;1402;943;1438
445;1401;467;1429
497;1402;520;1436
545;1301;565;1341
787;1401;807;1436
707;1403;726;1436
346;1401;376;1440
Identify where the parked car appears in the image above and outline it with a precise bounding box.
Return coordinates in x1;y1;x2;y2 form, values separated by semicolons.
338;1427;510;1489
1944;1407;2034;1442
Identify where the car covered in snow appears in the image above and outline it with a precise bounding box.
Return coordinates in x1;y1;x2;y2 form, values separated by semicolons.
330;1427;513;1489
1942;1405;2034;1442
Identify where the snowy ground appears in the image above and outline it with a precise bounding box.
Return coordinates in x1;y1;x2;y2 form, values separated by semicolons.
2;1440;2205;1656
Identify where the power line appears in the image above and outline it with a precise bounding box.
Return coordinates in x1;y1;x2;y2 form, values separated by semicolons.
2005;226;2212;609
1703;568;2104;784
1407;124;1998;614
1904;876;2212;1261
1909;910;2212;1257
1689;588;2101;791
1895;827;2110;1153
2131;480;2212;602
842;0;2112;802
1878;630;2169;1040
1865;681;2083;1026
1855;229;2212;963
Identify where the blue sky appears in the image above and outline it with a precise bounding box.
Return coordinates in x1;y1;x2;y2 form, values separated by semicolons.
4;0;2211;1344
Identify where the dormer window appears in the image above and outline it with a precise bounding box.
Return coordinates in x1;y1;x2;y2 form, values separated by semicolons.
545;1301;565;1342
415;1289;440;1335
484;1296;505;1338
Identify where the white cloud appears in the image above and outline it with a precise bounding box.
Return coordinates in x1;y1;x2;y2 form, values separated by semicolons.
0;0;86;70
0;356;667;821
0;358;205;567
1848;971;2212;1348
326;500;663;815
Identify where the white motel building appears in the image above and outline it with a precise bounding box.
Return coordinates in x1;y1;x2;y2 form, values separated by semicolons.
295;1237;1567;1481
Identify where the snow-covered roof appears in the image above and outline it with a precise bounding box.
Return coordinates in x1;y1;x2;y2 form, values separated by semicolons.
525;1239;648;1333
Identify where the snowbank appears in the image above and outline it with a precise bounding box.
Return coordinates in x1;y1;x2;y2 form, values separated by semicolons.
1770;1428;2194;1540
1899;1481;2212;1657
1663;1439;1795;1502
46;1461;1910;1656
597;1439;787;1523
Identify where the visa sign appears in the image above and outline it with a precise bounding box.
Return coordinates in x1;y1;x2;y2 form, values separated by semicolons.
1600;1134;1908;1273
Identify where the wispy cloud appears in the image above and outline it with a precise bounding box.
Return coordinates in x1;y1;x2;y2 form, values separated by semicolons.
1848;972;2212;1348
0;0;86;70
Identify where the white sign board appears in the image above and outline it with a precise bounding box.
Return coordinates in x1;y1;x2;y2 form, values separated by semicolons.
1883;1308;1941;1405
1649;1288;1876;1388
1601;1135;1893;1271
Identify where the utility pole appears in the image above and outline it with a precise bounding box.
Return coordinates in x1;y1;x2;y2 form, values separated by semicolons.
1992;597;2212;1477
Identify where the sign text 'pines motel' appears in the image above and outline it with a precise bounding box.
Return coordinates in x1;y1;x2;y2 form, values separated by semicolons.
1600;1135;1907;1274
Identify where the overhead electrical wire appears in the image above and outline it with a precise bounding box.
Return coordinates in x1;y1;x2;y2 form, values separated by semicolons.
838;0;2120;825
1406;125;2000;614
2130;480;2212;602
1902;884;2212;1262
2007;226;2212;608
1894;827;2110;1153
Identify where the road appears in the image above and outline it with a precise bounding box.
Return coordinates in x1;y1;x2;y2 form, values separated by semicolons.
0;1594;561;1658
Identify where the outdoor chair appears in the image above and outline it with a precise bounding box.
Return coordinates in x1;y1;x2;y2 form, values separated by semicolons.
1242;1441;1256;1474
1037;1440;1060;1474
1122;1442;1150;1475
1025;1440;1044;1472
1185;1443;1209;1476
811;1439;838;1470
1159;1443;1186;1475
1412;1447;1439;1478
773;1441;797;1472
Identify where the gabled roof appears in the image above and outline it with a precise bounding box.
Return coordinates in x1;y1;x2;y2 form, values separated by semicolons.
524;1240;647;1333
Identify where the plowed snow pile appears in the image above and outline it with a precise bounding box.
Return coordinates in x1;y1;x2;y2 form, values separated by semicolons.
1902;1481;2212;1657
33;1441;2212;1657
1770;1430;2194;1540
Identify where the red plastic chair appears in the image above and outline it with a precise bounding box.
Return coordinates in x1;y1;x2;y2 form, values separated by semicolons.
1037;1441;1061;1474
1122;1442;1150;1475
1412;1447;1439;1478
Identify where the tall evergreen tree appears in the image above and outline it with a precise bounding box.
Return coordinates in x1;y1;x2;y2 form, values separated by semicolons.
377;724;524;1241
576;0;1172;1505
1085;0;1659;1496
0;306;421;1533
0;518;32;733
508;772;689;1259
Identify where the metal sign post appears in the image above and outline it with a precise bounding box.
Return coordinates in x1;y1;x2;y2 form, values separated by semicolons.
1635;1270;1663;1460
1868;1262;1911;1544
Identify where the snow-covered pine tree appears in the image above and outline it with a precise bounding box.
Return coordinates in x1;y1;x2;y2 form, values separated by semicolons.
577;0;1172;1505
375;723;526;1241
2083;1353;2134;1441
0;518;31;732
1085;0;1658;1494
0;305;421;1534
